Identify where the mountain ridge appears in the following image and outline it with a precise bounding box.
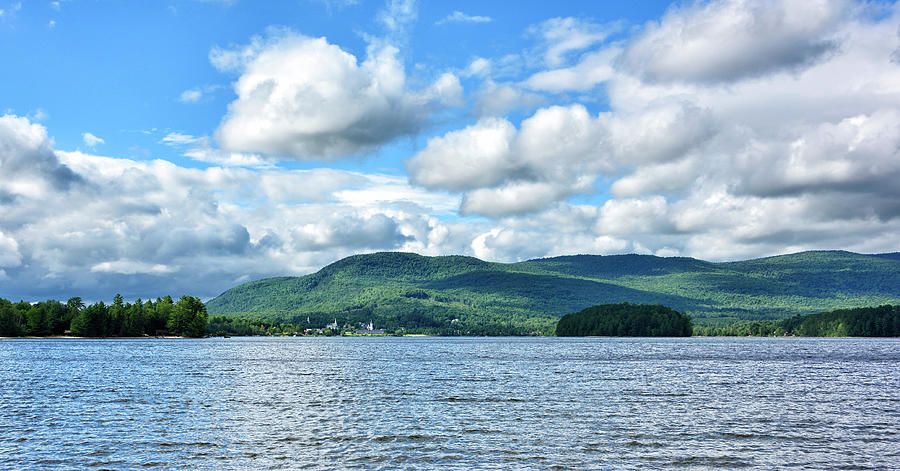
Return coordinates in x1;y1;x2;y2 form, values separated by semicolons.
207;250;900;335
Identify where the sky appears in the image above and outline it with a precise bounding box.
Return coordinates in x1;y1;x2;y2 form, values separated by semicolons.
1;0;899;302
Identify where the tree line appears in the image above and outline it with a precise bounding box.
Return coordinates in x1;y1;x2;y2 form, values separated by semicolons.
0;295;208;338
695;305;900;337
555;303;693;337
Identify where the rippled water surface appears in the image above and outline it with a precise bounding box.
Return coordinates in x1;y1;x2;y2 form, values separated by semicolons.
1;337;898;470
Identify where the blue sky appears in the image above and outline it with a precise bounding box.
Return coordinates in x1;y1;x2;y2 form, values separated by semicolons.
2;1;666;165
1;0;899;301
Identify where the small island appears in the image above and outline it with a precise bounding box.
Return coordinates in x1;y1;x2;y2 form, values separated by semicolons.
555;303;693;337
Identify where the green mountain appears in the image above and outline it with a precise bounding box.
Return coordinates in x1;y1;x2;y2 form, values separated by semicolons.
206;250;900;335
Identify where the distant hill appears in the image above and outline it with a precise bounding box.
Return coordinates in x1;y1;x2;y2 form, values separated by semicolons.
206;250;900;335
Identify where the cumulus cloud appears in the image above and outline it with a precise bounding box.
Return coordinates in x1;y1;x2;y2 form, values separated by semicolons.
407;106;598;215
290;213;411;251
407;101;715;216
473;80;545;116
523;47;618;93
405;118;518;191
733;110;900;201
619;0;846;83
610;157;702;197
212;30;460;159
595;196;673;236
470;223;630;263
401;0;900;262
0;114;82;191
606;101;716;165
460;181;588;217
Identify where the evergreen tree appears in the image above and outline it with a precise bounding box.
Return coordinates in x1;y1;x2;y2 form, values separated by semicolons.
168;296;208;337
25;304;51;336
0;298;23;337
70;302;109;337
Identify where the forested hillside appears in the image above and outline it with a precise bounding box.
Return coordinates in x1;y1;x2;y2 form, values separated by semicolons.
205;250;900;335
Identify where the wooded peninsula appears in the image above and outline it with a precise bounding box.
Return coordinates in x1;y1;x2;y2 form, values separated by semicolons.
0;295;208;338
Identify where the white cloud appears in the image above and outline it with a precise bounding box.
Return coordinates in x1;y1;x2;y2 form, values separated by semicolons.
406;104;605;215
523;47;618;93
405;118;517;191
0;114;81;191
0;115;475;300
400;0;900;262
595;196;673;236
470;223;630;263
461;181;587;217
464;57;491;78
404;103;638;215
422;72;463;107
610;157;702;197
530;17;617;67
82;132;104;147
0;231;22;267
213;31;459;159
209;33;267;72
332;173;459;214
179;84;223;103
619;0;847;83
377;0;417;34
473;80;545;117
91;260;174;275
162;132;270;167
606;101;716;165
436;11;491;25
179;89;203;103
732;110;900;199
161;132;197;146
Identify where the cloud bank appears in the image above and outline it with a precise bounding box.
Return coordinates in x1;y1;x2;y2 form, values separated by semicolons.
405;0;900;260
0;115;466;300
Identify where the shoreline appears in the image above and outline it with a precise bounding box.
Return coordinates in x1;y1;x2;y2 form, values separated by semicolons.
3;334;897;340
0;335;186;340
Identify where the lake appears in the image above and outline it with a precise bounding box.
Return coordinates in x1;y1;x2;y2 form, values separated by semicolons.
1;337;898;470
